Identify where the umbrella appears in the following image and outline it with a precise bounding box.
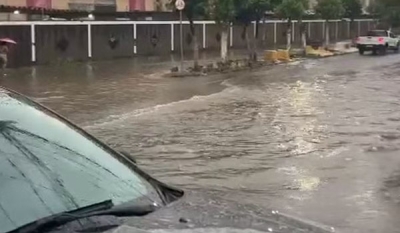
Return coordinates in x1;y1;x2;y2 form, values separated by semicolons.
0;38;17;45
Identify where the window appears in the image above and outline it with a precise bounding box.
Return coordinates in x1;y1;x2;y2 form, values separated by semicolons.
0;90;161;232
366;30;387;37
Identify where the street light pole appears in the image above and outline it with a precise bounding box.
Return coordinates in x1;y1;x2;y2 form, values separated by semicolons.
175;0;185;72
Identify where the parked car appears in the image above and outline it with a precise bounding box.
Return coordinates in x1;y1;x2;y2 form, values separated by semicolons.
356;30;400;55
0;87;334;233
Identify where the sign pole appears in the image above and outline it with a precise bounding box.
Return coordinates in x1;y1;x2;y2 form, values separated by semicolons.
179;10;184;72
175;0;185;72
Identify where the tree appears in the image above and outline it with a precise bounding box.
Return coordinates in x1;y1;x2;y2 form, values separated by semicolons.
276;0;308;50
342;0;362;39
368;0;400;29
171;0;208;70
234;0;254;60
234;0;272;61
366;0;384;29
209;0;236;62
315;0;345;46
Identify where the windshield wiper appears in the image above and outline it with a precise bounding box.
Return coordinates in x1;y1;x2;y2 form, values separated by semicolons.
9;199;158;233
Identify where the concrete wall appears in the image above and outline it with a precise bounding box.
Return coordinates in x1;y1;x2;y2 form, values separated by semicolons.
251;23;275;49
337;21;350;41
276;22;288;47
0;13;28;21
359;21;369;36
91;24;134;59
309;21;324;42
35;25;88;64
232;25;254;49
205;24;225;51
261;23;275;48
136;24;171;55
173;24;204;53
0;19;373;67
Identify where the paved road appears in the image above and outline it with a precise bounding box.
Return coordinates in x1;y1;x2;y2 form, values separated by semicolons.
3;53;400;232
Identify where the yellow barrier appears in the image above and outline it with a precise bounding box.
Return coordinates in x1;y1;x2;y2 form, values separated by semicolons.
306;46;318;55
305;46;334;57
277;49;291;62
264;50;278;62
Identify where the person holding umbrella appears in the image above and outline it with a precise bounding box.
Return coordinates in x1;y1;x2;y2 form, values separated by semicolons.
0;42;10;69
0;38;17;69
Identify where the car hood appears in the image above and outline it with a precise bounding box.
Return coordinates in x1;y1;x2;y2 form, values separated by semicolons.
107;226;302;233
49;191;335;233
106;190;335;233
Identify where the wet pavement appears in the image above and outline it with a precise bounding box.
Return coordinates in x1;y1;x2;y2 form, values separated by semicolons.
2;53;400;232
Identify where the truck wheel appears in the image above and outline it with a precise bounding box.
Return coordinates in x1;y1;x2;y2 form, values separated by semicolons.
359;49;365;55
395;43;400;53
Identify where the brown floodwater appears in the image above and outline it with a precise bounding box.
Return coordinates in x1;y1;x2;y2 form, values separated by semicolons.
3;53;400;232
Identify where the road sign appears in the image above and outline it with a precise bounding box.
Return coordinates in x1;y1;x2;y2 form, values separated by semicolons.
175;0;185;11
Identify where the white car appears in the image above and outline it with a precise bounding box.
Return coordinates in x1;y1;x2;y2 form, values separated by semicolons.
356;30;400;55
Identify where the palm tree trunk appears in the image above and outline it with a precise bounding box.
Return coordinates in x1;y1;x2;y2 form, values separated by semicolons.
286;19;292;50
262;16;267;48
325;20;330;46
189;21;200;71
252;20;260;61
350;19;355;41
243;25;252;60
300;19;306;53
221;25;229;62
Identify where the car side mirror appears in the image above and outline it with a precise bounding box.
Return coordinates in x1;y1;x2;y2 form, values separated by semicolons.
119;151;137;164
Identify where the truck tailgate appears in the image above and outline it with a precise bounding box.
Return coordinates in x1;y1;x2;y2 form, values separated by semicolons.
357;36;382;45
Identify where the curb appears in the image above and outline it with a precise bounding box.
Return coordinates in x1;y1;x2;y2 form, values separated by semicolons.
166;49;358;78
306;50;358;59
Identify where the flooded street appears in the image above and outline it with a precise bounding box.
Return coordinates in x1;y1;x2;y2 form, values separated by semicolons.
3;53;400;232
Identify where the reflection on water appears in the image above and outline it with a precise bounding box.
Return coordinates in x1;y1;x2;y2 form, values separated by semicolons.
3;54;400;232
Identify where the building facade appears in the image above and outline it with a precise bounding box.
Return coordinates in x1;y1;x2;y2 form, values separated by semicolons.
114;0;170;11
0;0;27;7
0;0;171;11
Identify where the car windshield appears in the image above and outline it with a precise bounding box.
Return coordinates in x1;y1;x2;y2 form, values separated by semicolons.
366;30;387;37
0;89;160;232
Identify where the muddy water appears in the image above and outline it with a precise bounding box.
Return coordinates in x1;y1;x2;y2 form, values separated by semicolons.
3;54;400;232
